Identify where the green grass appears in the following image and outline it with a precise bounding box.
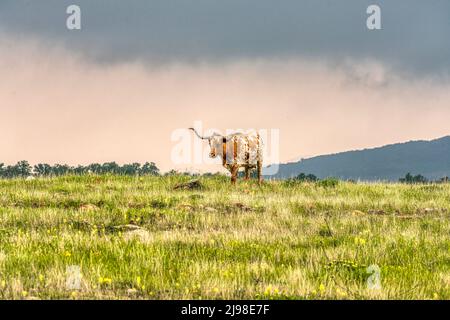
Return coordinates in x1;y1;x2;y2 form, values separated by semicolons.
0;175;449;299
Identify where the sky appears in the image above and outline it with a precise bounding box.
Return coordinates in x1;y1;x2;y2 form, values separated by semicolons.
1;1;450;172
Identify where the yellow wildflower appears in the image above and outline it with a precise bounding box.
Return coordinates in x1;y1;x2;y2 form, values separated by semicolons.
319;283;326;293
98;277;112;285
264;285;272;295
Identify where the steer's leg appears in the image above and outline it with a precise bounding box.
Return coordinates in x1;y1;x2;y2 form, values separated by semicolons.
257;160;263;184
244;138;250;180
256;133;263;184
244;166;250;180
230;165;239;184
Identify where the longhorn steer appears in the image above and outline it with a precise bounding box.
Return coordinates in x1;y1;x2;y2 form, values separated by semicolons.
189;128;263;184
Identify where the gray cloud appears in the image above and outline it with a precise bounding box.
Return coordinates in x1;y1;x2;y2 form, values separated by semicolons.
0;0;449;75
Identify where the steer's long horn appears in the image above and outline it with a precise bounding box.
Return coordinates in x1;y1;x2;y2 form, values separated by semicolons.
189;127;214;140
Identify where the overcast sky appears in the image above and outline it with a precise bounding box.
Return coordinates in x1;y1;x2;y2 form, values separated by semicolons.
1;1;449;172
1;0;449;74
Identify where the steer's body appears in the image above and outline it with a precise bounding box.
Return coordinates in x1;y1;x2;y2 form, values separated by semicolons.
189;128;263;184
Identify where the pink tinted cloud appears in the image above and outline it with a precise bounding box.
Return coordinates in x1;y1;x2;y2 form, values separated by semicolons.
1;36;449;172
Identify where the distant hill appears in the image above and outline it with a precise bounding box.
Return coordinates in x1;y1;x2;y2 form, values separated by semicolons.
266;136;450;181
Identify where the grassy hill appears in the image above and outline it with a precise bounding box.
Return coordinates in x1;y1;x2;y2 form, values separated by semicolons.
268;136;450;181
0;175;449;299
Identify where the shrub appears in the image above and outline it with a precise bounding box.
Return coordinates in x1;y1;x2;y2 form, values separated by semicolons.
317;178;339;188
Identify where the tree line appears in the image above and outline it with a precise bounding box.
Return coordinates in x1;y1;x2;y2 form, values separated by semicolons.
398;172;449;184
0;161;160;178
2;162;448;183
288;172;449;184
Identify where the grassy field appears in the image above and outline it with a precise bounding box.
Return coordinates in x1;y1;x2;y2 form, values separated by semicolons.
0;175;449;300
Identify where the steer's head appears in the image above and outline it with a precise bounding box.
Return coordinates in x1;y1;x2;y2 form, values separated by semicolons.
189;127;223;159
207;136;223;158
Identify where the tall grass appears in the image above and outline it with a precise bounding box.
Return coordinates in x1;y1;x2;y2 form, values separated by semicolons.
0;175;448;299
